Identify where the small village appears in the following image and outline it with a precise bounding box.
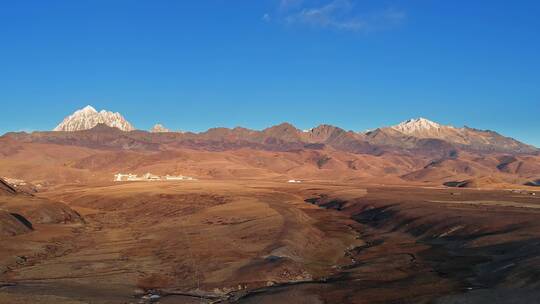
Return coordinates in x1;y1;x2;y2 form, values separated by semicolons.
114;173;196;182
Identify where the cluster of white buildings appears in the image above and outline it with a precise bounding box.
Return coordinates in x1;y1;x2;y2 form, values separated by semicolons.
510;189;537;196
288;179;302;183
114;173;196;182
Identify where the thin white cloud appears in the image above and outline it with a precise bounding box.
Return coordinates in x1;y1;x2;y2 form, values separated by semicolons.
279;0;304;11
285;0;363;30
269;0;406;32
262;13;271;22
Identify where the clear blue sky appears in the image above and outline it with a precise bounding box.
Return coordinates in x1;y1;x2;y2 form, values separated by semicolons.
0;0;539;146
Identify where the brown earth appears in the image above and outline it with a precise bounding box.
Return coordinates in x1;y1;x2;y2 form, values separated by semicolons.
1;123;539;189
0;180;539;303
0;179;17;196
0;140;538;190
0;125;539;303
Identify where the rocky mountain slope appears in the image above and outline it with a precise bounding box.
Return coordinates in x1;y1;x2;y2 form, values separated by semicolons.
362;118;538;154
392;117;447;137
47;106;538;155
13;123;535;157
54;105;135;132
0;177;82;238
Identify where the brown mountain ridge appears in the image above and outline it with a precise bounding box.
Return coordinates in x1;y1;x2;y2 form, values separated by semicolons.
0;119;538;189
0;108;537;188
3;119;537;155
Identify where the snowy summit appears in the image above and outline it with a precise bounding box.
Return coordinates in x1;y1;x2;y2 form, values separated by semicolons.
54;105;135;132
392;118;443;135
150;124;171;133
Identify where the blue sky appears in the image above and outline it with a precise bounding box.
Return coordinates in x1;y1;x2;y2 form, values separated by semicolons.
0;0;539;146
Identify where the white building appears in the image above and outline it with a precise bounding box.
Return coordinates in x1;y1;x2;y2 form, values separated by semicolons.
142;173;161;181
165;175;195;181
114;173;196;182
114;173;138;182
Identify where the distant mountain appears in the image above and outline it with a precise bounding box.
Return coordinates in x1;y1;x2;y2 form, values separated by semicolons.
54;105;135;132
391;117;450;138
3;109;536;155
303;124;347;143
150;124;171;133
366;118;538;154
1;112;539;188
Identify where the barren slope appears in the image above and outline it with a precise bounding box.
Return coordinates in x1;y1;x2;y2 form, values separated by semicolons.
0;181;539;303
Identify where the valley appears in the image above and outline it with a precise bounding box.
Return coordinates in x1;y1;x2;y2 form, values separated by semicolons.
0;107;539;303
1;179;539;303
2;0;539;301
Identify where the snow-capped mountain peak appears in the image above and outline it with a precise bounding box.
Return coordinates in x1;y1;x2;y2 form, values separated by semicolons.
81;105;97;113
150;124;171;133
53;105;135;132
392;117;443;135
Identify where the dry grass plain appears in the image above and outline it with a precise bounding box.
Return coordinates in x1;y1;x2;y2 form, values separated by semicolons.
1;179;540;303
0;180;361;303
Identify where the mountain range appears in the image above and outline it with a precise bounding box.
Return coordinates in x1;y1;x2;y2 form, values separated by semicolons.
1;105;538;188
45;106;538;154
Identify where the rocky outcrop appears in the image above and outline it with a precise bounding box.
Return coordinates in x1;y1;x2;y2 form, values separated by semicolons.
0;178;17;195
